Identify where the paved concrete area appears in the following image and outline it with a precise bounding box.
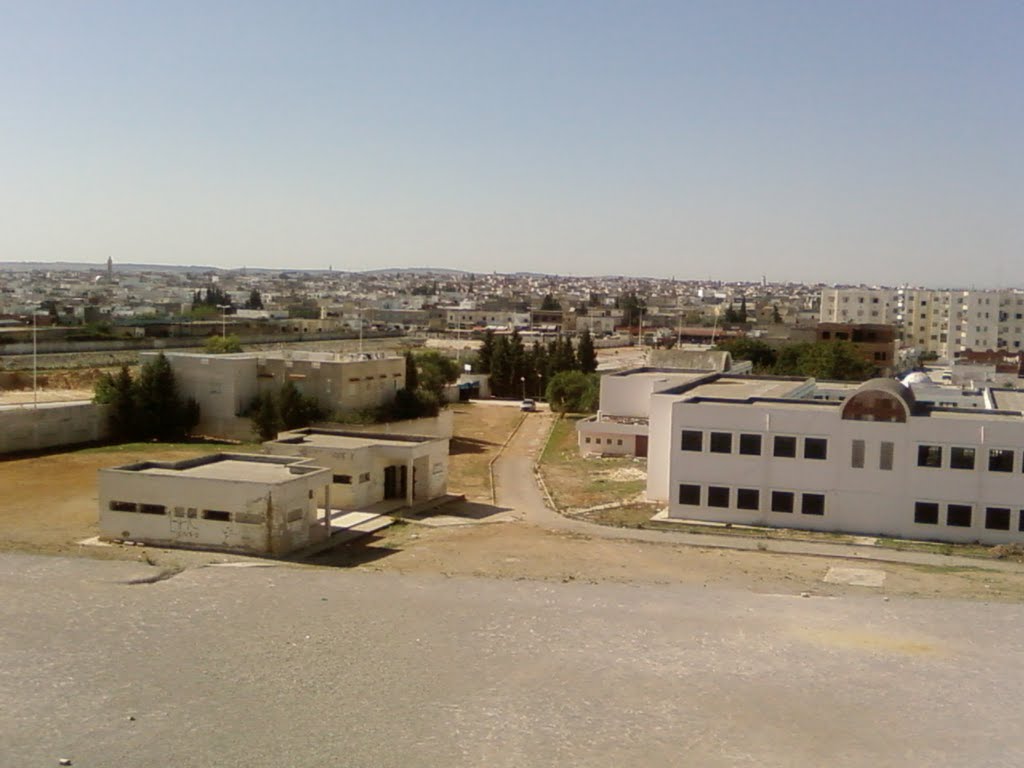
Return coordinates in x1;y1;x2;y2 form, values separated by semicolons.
2;552;1023;767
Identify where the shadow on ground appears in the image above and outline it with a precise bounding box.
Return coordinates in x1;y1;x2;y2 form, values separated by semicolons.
301;536;402;568
417;500;513;521
448;437;494;455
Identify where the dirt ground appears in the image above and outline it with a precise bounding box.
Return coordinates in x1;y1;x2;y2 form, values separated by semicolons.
540;415;648;510
311;520;1024;602
446;404;524;501
0;442;250;556
2;399;1024;602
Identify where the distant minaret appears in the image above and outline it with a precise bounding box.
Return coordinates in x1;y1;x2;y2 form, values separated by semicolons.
106;256;113;282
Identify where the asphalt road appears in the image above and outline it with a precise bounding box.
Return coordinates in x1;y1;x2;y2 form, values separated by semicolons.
2;552;1022;768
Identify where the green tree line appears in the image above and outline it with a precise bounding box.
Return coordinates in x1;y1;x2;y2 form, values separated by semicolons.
714;338;875;381
475;329;597;399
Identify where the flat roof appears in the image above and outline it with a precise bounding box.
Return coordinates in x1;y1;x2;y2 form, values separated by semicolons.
269;428;438;450
682;377;810;400
114;453;326;483
989;390;1024;413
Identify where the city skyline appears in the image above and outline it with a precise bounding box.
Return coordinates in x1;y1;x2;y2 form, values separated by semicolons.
2;2;1022;285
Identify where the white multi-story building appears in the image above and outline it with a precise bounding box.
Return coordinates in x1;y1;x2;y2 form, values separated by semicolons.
642;373;1024;545
820;288;899;325
822;287;1024;360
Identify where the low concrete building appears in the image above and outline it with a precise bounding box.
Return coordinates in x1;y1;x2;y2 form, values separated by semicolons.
148;350;405;440
264;427;449;511
99;453;332;556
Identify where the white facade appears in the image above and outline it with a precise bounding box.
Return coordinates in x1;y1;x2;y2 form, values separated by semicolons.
446;308;529;331
821;287;1024;360
820;289;899;325
647;376;1024;545
264;427;449;511
576;369;714;457
99;453;332;556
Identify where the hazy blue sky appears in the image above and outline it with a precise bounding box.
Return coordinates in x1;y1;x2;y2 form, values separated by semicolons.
1;1;1021;284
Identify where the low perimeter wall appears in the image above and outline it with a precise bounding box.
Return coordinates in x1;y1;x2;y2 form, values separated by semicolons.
0;401;110;455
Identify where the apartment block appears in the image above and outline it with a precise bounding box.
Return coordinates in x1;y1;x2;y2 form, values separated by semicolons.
821;287;1024;360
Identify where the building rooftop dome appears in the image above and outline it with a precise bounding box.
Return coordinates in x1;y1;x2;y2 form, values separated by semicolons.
841;378;916;422
901;371;933;387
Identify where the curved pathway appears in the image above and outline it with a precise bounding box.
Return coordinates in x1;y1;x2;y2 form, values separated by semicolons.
493;412;1024;572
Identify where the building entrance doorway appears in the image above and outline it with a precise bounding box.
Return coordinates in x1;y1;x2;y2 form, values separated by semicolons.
383;465;408;500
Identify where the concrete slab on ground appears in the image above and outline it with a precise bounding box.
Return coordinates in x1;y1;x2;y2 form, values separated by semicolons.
823;567;887;587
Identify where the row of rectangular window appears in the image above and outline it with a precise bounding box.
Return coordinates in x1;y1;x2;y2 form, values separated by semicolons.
583;437;625;446
917;445;1024;472
914;502;1024;531
681;433;1024;474
680;431;827;460
677;484;825;516
109;501;237;522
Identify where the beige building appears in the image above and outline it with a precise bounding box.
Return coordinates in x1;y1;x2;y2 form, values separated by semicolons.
264;427;449;510
147;350;405;440
821;287;1024;360
99;453;332;556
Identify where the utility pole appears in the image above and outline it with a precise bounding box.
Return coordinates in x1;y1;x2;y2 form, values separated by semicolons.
32;311;38;409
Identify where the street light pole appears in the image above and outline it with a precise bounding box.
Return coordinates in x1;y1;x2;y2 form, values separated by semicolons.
216;304;229;337
520;376;526;399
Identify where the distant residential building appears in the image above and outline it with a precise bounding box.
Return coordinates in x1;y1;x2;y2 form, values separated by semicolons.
816;323;898;376
819;287;1024;360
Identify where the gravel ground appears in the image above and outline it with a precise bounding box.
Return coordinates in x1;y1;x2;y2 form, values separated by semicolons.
2;552;1022;768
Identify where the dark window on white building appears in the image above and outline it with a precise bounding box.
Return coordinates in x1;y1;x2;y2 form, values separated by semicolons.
950;447;975;470
773;436;797;458
914;502;939;525
678;484;701;505
804;438;828;460
680;430;703;452
771;491;794;513
918;445;942;468
989;449;1014;472
736;488;759;510
947;504;972;527
707;486;730;508
709;432;732;453
801;493;825;516
985;507;1011;531
739;434;762;455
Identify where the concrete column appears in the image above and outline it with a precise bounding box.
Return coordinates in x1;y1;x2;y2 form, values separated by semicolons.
324;484;331;528
405;459;414;507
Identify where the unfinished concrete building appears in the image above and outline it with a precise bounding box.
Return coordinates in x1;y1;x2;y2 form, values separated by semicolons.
264;427;449;511
99;453;332;556
145;350;405;440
